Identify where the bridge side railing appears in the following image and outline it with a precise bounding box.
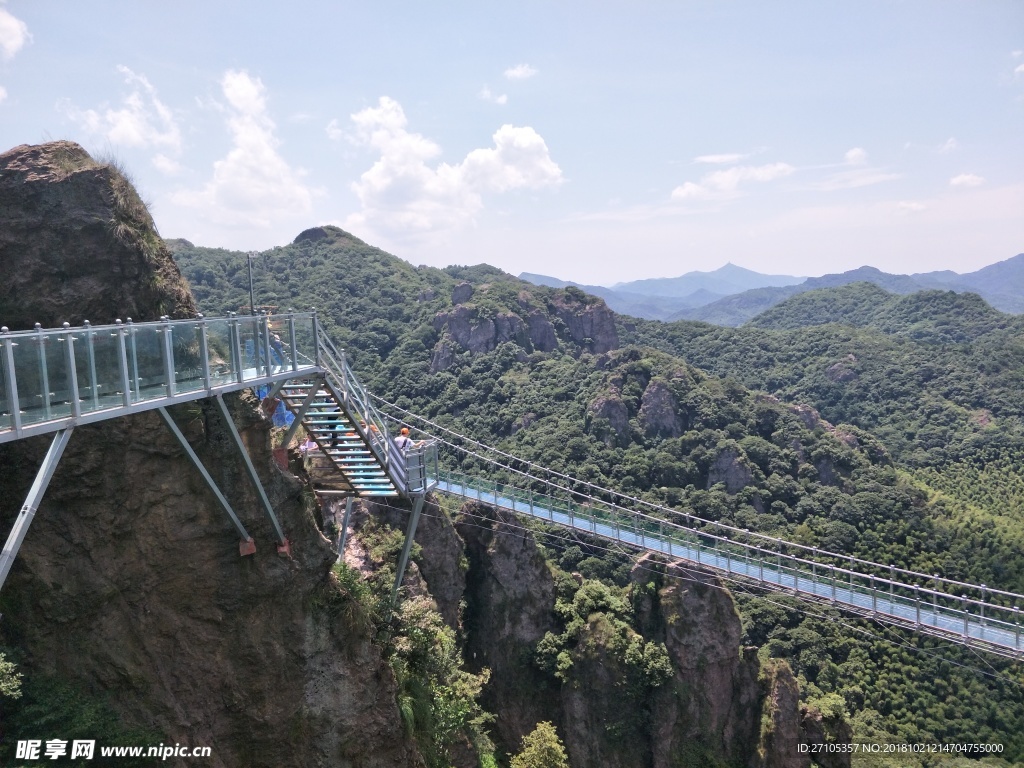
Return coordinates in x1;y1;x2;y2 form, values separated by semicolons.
0;313;319;439
434;467;1024;658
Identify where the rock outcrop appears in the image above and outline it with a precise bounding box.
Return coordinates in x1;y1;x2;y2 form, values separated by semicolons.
631;555;807;768
456;504;561;752
430;286;618;361
638;378;683;438
0;142;196;328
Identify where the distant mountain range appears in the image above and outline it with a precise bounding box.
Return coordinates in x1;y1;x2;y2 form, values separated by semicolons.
519;254;1024;324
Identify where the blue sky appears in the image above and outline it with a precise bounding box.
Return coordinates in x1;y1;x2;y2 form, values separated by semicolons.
1;1;1022;284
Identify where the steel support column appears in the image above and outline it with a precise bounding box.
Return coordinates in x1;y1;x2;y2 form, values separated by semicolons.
214;395;288;551
0;428;74;591
157;408;255;555
339;495;354;555
391;493;426;605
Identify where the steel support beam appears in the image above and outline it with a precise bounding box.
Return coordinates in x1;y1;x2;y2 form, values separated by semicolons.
214;395;288;550
263;376;289;403
391;493;426;606
157;408;255;555
0;428;74;591
280;379;322;447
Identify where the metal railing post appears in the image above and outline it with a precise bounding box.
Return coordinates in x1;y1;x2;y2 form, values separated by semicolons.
312;310;322;367
35;324;51;420
84;321;99;410
161;316;176;397
127;318;141;399
115;321;131;406
229;313;244;384
62;323;80;419
198;315;212;392
2;328;22;436
261;312;273;377
980;584;986;639
287;314;298;372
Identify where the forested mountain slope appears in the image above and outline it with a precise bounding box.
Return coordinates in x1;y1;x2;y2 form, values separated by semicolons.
171;227;1024;763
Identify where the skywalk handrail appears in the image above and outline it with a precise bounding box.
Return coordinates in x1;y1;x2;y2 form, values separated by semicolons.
0;312;321;443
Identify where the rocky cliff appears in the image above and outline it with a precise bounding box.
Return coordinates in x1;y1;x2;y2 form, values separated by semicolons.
0;142;420;767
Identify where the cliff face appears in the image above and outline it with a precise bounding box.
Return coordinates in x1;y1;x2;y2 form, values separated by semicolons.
0;142;419;767
448;506;810;768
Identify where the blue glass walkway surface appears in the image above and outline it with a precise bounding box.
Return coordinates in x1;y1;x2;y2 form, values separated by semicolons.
0;313;321;444
436;472;1024;660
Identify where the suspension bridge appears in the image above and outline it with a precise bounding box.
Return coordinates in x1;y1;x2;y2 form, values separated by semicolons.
1;313;1022;661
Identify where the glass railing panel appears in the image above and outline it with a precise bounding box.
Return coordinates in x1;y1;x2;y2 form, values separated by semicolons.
295;316;316;367
10;333;59;425
88;327;129;412
171;322;204;394
265;316;292;374
236;317;262;380
205;319;236;385
71;330;99;414
126;325;168;402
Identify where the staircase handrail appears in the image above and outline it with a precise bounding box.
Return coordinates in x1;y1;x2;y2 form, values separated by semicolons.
314;328;407;492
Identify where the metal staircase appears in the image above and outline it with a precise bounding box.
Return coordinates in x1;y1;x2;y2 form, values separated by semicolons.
278;378;401;497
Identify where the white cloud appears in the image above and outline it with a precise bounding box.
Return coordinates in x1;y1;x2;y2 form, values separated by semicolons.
671;162;794;200
479;86;508;105
151;153;182;175
0;85;6;105
950;173;984;187
0;8;30;61
504;63;538;80
844;147;867;165
897;201;926;213
345;96;561;238
937;137;958;154
62;66;182;153
693;153;744;164
1015;63;1024;75
325;118;343;141
811;168;902;191
172;70;316;228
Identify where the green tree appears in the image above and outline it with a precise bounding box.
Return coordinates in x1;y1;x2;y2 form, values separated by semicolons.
510;721;569;768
